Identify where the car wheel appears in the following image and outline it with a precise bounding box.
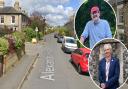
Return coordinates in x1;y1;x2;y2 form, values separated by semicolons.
78;65;82;74
70;58;73;64
57;40;59;43
63;47;66;53
61;46;63;50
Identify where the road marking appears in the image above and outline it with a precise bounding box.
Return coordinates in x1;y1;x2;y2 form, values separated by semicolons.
41;72;54;73
40;53;55;81
40;74;54;81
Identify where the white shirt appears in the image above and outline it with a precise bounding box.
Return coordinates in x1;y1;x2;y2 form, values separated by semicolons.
106;61;110;81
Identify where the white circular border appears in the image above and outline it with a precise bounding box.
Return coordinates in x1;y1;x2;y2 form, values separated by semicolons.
88;38;128;89
73;0;117;50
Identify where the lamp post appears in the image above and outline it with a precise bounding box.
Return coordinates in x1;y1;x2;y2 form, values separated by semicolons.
43;17;46;36
35;27;38;41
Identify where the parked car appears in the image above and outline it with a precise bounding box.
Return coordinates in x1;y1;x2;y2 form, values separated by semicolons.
57;36;63;43
54;33;58;38
70;48;91;74
62;36;77;53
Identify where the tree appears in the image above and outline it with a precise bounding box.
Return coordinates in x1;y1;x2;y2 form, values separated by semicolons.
64;15;75;37
30;11;46;35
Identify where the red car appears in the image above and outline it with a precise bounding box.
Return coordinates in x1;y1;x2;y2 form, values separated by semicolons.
70;48;91;74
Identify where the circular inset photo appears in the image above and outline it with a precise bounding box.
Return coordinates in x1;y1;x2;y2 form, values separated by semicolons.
75;0;116;49
89;38;128;89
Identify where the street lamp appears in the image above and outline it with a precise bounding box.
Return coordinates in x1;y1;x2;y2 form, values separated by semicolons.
43;17;46;36
35;27;38;41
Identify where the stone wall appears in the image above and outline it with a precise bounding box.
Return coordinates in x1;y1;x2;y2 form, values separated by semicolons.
1;48;25;76
89;39;128;86
124;1;128;48
4;53;18;73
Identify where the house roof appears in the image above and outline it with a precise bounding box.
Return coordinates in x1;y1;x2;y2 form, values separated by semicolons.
0;6;23;14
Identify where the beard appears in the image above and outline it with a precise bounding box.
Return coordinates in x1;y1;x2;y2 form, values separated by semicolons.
93;16;99;25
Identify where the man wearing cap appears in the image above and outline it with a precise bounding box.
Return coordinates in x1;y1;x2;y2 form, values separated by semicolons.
80;6;112;49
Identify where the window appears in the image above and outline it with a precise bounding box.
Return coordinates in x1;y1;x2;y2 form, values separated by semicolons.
119;10;123;23
0;16;4;23
117;5;124;24
74;49;83;55
78;50;83;55
11;16;15;23
66;39;76;44
73;49;79;54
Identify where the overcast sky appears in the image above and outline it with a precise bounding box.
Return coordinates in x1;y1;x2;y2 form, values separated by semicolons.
5;0;85;26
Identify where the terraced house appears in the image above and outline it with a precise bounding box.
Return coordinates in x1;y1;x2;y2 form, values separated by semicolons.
109;0;128;47
0;0;29;31
123;0;128;48
109;0;128;84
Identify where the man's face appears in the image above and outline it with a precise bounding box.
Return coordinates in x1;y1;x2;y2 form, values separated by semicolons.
91;11;100;22
104;47;111;59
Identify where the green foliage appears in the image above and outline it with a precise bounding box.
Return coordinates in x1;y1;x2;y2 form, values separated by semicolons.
30;17;46;33
45;28;55;35
0;37;9;55
77;40;84;48
64;28;71;36
58;27;66;36
12;32;25;49
38;32;43;40
23;27;36;41
31;21;38;30
57;27;73;36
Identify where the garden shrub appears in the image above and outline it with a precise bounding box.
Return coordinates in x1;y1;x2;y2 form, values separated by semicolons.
23;27;36;41
0;37;9;55
12;32;25;49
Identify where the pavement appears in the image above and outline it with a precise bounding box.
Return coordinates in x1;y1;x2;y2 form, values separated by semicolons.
0;42;41;89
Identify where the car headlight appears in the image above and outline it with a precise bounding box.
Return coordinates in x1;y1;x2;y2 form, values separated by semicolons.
65;45;69;48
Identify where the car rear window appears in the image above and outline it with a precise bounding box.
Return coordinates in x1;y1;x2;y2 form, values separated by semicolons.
66;38;76;44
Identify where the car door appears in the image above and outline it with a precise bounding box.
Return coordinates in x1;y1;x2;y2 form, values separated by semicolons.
76;49;83;65
71;49;79;64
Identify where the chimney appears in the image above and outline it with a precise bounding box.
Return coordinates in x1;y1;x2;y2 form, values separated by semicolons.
0;0;4;8
14;0;20;11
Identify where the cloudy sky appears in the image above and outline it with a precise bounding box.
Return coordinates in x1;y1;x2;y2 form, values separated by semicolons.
5;0;84;26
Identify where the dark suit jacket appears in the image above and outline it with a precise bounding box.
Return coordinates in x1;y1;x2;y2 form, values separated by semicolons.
98;57;120;89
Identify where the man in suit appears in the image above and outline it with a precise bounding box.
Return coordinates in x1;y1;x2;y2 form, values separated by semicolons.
98;44;120;89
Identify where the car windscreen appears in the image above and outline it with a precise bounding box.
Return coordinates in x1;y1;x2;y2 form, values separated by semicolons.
66;38;76;44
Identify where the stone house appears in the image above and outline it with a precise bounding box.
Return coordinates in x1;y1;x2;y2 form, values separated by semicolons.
109;0;128;48
0;0;30;31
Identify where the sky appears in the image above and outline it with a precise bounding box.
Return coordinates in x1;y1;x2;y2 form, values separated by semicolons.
5;0;85;26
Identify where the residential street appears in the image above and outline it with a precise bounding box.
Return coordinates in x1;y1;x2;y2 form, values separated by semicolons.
20;33;97;89
20;33;128;89
0;0;128;89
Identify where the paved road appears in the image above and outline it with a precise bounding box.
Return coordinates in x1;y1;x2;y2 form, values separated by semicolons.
21;33;128;89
